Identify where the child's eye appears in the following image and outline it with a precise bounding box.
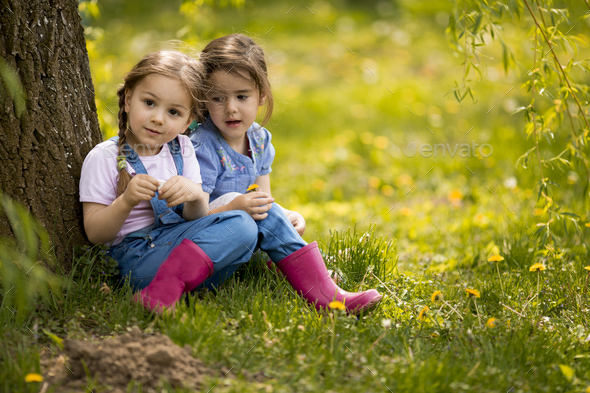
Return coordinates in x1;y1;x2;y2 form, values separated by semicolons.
169;109;180;116
237;95;248;100
211;96;224;103
145;100;155;107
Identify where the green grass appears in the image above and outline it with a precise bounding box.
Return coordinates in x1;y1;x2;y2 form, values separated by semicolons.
2;224;590;392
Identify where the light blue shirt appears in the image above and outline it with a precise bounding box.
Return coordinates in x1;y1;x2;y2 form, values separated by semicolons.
189;116;275;202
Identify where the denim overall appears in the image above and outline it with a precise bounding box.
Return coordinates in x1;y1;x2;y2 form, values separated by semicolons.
107;137;259;291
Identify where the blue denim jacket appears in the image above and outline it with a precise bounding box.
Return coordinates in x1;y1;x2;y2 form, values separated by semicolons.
188;117;275;202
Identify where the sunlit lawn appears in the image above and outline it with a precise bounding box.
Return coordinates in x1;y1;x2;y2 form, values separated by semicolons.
2;0;590;392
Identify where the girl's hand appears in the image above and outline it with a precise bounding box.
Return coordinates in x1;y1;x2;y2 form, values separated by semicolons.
158;176;204;207
121;174;159;208
229;192;274;220
286;210;306;236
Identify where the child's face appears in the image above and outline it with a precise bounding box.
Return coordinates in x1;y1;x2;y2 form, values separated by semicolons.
124;74;193;155
206;70;265;143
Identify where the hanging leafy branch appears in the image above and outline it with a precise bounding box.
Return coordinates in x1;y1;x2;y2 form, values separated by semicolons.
446;0;590;248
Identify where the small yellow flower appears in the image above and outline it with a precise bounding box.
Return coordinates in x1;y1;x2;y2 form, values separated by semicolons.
584;266;590;271
246;184;261;193
585;223;590;227
418;306;429;321
465;288;480;298
488;255;504;262
529;263;546;272
431;290;442;303
24;373;43;383
448;190;463;201
506;319;511;328
328;300;346;310
486;317;497;328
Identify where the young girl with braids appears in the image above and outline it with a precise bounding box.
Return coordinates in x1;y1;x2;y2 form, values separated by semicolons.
80;50;259;313
189;34;383;314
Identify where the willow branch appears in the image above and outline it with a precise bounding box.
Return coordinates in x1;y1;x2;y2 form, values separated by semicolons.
530;22;546;183
524;0;590;132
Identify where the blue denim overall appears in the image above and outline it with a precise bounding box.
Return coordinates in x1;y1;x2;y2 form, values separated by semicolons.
107;138;259;291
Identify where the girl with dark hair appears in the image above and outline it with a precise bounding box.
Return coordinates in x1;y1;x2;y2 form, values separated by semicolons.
189;34;383;314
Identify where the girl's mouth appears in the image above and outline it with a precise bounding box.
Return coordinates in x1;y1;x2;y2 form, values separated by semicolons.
146;128;160;135
226;120;241;127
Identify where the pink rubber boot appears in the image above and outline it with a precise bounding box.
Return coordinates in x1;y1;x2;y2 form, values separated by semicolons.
134;239;214;313
276;242;382;314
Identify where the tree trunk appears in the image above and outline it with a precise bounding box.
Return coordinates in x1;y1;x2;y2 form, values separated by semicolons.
0;0;101;267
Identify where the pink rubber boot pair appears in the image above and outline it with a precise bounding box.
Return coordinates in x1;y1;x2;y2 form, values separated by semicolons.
133;239;214;313
276;242;382;314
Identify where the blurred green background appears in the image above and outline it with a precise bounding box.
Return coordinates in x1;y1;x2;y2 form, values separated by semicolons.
82;0;590;273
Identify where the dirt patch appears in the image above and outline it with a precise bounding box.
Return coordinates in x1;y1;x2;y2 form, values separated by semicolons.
41;327;231;392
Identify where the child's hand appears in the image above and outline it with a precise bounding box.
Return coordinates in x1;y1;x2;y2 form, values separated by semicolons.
158;176;204;207
286;210;306;236
122;174;159;208
229;192;274;220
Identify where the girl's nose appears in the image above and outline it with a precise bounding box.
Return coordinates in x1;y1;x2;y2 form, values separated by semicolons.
225;99;238;114
150;110;164;125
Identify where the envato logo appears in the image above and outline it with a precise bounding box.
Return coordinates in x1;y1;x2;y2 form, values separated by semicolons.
402;140;493;158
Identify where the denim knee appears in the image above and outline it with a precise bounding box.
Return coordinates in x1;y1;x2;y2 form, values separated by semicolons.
222;210;258;246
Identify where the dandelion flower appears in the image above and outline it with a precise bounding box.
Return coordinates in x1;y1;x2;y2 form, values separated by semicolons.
418;306;429;322
585;223;590;227
584;266;590;271
529;263;546;272
486;317;497;328
246;184;261;193
465;288;480;298
24;373;43;383
489;255;506;298
431;290;443;303
328;300;346;310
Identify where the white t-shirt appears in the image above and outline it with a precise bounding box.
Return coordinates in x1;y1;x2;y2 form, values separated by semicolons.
79;135;202;245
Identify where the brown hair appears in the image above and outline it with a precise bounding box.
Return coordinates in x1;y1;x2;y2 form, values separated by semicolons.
115;50;205;196
200;34;273;126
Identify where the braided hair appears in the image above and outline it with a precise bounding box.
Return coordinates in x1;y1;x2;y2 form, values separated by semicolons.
115;51;205;196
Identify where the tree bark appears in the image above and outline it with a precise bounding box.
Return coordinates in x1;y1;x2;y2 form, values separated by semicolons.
0;0;101;267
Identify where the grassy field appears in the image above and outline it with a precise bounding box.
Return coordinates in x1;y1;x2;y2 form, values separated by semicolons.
2;0;590;392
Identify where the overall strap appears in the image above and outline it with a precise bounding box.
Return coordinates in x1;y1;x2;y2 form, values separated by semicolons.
109;136;185;228
167;137;184;177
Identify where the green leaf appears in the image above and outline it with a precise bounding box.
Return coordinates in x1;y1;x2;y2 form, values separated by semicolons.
42;329;64;350
0;59;26;118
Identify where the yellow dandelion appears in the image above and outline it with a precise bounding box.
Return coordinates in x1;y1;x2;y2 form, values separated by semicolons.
489;255;506;298
24;373;43;383
465;288;480;298
584;266;590;271
486;317;497;328
585;223;590;227
418;306;429;322
529;263;546;272
448;190;463;201
431;290;443;303
246;184;261;193
328;300;346;311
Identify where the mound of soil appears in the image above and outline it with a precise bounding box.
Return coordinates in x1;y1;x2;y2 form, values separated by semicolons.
43;327;230;392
